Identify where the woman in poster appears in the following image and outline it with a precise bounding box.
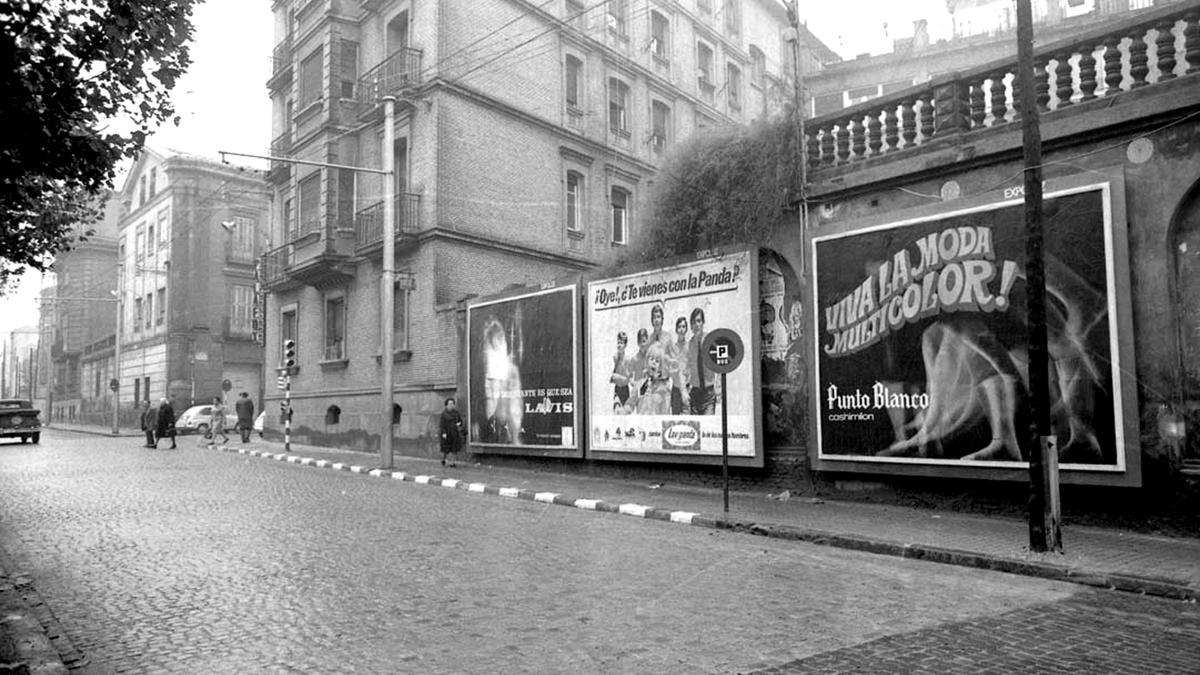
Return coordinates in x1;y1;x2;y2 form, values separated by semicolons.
477;316;523;444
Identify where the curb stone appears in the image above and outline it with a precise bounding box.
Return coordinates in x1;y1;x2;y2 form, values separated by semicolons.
204;443;1200;602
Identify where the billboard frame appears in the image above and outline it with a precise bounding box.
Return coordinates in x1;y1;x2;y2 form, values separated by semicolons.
807;169;1141;487
465;281;583;459
584;246;765;468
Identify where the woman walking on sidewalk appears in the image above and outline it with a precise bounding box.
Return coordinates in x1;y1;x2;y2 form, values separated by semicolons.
155;398;177;449
439;397;464;467
206;396;229;448
141;401;157;448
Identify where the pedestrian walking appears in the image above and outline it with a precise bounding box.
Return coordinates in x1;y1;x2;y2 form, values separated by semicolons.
234;392;255;443
155;398;177;449
206;396;229;448
140;401;157;448
439;397;464;467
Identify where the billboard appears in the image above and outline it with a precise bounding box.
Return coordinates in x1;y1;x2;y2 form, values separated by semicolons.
585;249;764;466
810;178;1139;484
466;284;581;457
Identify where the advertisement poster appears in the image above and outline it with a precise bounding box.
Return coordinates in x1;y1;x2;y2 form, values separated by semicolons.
586;249;763;465
467;285;580;455
812;183;1134;476
760;249;808;448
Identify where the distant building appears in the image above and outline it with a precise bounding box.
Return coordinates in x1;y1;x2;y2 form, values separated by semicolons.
804;0;1182;118
261;0;835;452
56;149;272;426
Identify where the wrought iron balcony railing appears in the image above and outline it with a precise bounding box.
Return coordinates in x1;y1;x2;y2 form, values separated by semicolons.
272;34;294;76
356;48;423;107
354;193;421;249
261;244;293;286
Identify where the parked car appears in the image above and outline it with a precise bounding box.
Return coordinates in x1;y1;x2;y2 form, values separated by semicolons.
176;404;239;436
0;399;41;444
253;410;265;438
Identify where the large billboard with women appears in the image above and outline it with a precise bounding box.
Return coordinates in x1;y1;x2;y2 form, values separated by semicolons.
466;284;582;457
809;176;1140;485
585;249;764;466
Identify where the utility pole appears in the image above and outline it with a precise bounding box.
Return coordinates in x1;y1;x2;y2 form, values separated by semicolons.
783;0;809;273
380;95;397;470
222;107;397;468
112;264;124;435
1016;0;1062;553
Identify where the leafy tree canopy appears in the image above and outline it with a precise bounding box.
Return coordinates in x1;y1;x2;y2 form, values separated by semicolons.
0;0;197;294
623;117;801;267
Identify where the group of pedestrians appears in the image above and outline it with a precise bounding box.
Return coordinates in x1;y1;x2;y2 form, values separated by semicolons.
139;392;257;450
140;398;178;449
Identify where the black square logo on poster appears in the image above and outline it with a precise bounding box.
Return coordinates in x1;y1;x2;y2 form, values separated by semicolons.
467;286;578;450
812;184;1128;471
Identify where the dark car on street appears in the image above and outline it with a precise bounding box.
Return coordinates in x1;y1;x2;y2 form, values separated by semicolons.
0;399;41;444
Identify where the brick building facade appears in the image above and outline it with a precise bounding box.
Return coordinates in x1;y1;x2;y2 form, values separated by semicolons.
261;0;826;452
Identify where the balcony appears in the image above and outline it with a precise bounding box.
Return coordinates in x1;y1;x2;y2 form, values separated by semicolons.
260;244;299;292
803;1;1200;190
268;34;294;90
356;48;423;115
354;193;422;252
266;132;292;183
286;215;356;290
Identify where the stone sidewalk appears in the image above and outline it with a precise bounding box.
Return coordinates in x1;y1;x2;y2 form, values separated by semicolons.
44;423;1200;601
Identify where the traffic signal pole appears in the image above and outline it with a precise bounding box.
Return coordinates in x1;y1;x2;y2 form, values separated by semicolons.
284;372;291;453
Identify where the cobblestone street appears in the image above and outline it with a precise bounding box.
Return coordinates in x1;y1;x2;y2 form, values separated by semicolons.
1;431;1197;673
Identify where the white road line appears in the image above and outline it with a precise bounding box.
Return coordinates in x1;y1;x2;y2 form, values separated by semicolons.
415;475;432;484
670;511;697;524
619;504;649;518
499;487;520;498
535;492;559;503
574;499;601;510
468;483;487;493
441;478;461;488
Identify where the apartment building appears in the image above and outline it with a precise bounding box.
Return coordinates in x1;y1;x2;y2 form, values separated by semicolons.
261;0;829;452
66;149;271;426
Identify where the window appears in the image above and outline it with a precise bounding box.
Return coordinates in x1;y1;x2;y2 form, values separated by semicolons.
157;208;169;246
607;0;628;37
565;55;582;108
697;42;714;89
156;288;166;326
134;377;141;404
298;171;321;237
231;285;254;335
393;278;410;352
144;293;153;329
138;176;146;206
749;46;765;87
149;168;157;198
650;12;669;62
611;187;629;245
324;294;346;360
336;168;355;229
609;77;630;134
281;309;297;365
134;297;143;332
727;63;742;109
299;47;322;108
339;41;358;99
135;225;145;259
650;101;670;152
566;171;583;232
698;0;712;17
230;215;255;262
147;223;155;250
283;197;295;239
722;0;740;40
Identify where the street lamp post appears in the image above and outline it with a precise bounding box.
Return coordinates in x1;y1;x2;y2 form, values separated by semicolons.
222;95;398;468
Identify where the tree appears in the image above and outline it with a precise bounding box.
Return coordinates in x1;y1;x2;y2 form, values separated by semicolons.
0;0;197;294
624;117;800;267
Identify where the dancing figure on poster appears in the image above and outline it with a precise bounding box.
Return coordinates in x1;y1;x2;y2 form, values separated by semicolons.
610;331;635;414
880;255;1107;462
636;342;672;414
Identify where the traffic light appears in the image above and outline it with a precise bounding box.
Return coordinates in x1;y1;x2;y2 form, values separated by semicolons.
283;339;297;369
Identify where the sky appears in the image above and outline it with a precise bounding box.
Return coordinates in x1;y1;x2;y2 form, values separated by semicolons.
0;0;952;340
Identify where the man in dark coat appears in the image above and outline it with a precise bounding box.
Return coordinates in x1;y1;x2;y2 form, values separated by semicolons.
234;392;255;443
141;401;157;448
439;397;464;467
155;398;177;449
